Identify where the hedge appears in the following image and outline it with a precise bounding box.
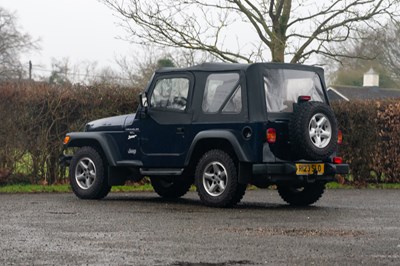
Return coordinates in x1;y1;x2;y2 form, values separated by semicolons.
0;82;399;185
333;100;400;184
0;82;139;185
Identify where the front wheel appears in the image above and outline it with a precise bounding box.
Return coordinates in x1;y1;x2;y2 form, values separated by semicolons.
195;150;246;207
69;146;111;199
277;183;325;206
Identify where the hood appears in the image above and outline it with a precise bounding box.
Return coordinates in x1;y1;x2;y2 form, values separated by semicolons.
85;114;136;132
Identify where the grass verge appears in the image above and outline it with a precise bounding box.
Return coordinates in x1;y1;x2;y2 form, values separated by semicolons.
0;183;399;193
0;184;71;193
326;182;400;189
0;184;155;193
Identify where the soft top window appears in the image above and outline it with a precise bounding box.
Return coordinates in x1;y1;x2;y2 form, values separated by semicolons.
202;73;241;113
150;77;189;110
264;69;325;113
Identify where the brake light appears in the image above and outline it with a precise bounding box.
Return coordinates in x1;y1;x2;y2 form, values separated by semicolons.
266;128;276;144
333;157;343;164
298;95;311;102
337;130;343;145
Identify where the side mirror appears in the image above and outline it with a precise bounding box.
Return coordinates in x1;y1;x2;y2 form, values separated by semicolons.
139;93;148;118
139;93;149;109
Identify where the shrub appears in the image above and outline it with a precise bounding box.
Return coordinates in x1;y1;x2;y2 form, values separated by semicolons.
333;99;400;184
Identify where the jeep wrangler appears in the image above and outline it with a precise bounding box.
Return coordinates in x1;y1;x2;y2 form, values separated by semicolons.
62;63;349;207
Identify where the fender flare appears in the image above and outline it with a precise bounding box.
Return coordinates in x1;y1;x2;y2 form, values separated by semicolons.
65;132;120;166
184;130;250;166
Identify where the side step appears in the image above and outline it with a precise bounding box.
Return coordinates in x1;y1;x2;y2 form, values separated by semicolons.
116;160;143;167
140;168;184;176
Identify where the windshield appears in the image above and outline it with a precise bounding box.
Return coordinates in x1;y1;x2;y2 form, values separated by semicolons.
264;69;325;113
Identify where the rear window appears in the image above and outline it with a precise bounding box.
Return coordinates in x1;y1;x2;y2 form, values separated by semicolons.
264;69;325;113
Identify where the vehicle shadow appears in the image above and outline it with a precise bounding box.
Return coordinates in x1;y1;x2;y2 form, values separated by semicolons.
103;193;324;211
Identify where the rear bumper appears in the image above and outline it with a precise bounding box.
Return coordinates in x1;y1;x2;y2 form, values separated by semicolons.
250;162;349;185
253;162;349;176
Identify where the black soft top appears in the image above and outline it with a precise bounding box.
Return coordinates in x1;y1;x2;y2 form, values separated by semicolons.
156;62;324;77
154;62;327;123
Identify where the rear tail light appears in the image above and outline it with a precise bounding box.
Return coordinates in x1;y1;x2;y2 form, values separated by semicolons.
266;128;276;144
337;130;343;145
333;157;343;164
298;95;311;103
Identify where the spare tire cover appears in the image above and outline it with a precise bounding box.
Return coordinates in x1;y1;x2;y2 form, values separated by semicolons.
289;101;338;160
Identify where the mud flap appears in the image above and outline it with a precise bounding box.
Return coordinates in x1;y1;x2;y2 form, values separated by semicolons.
238;162;252;185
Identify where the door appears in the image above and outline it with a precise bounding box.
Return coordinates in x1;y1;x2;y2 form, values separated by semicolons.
139;73;193;167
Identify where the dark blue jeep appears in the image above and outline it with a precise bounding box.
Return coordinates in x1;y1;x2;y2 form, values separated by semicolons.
62;63;349;207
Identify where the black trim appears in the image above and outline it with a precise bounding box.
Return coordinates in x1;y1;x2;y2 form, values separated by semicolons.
253;163;297;175
65;132;121;166
116;160;143;167
155;62;324;75
252;162;349;175
325;163;350;175
185;130;250;165
140;168;184;176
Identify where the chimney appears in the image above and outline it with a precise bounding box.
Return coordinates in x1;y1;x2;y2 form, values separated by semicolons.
363;68;379;87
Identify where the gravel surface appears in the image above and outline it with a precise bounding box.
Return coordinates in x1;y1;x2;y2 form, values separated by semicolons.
0;189;399;265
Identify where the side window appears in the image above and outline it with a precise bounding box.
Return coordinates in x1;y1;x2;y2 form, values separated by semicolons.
202;73;241;113
222;86;242;113
150;78;189;110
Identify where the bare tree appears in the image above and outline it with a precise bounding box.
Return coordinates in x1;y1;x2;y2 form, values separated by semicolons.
328;22;400;88
103;0;398;64
0;7;38;80
48;58;72;85
114;46;210;88
377;22;400;81
116;52;172;89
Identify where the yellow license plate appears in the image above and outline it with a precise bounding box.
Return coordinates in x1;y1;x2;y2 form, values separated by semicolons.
296;163;324;175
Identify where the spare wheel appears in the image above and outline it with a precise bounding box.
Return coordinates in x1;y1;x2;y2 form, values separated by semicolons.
289;101;338;160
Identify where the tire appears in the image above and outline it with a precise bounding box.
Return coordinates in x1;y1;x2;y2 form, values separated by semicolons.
277;183;325;206
150;176;192;199
195;149;246;208
69;146;111;199
290;101;338;160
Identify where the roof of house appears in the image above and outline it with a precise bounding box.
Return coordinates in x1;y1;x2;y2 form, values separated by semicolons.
328;85;400;101
365;67;378;75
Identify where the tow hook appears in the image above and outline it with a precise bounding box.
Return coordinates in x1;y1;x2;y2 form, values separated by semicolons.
306;171;318;183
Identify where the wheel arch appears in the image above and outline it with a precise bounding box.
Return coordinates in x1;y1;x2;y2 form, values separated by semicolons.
65;132;118;167
185;130;250;167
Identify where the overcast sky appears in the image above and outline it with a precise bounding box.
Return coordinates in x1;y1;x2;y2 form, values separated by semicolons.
2;0;133;77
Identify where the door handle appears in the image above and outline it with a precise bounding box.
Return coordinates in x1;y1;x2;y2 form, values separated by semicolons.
176;127;184;134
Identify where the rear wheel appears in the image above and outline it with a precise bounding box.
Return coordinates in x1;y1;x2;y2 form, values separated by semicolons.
277;183;325;206
150;176;192;199
70;146;111;199
195;149;246;207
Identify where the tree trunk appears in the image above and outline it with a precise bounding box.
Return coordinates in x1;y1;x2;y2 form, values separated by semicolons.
271;39;285;62
269;0;290;62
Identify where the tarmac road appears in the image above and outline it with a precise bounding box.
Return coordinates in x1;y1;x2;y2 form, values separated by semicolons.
0;189;399;266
